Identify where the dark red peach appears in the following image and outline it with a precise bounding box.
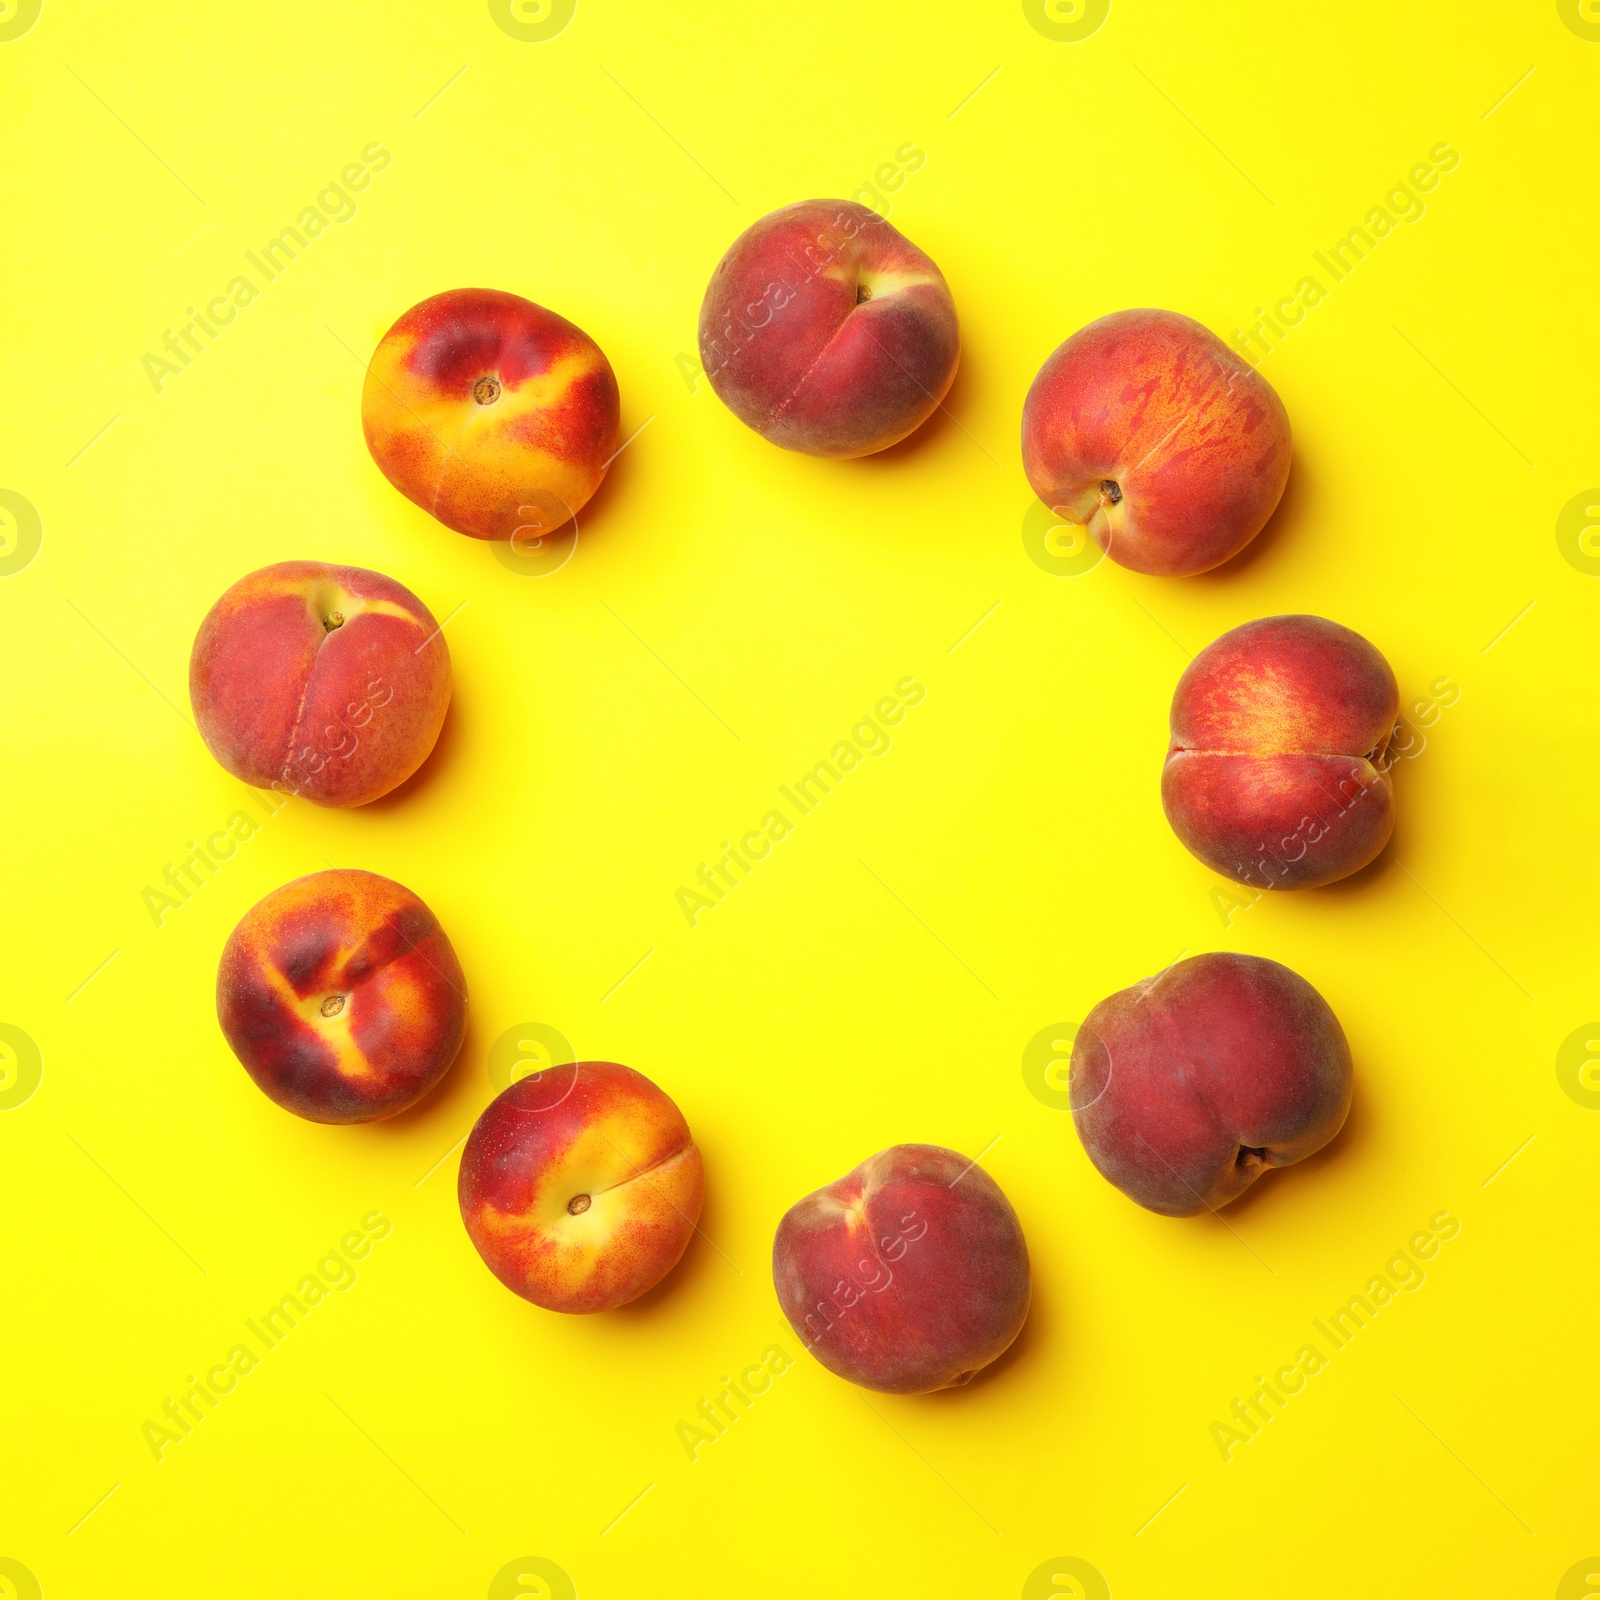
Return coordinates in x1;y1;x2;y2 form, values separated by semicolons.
772;1144;1030;1394
1070;952;1352;1216
698;200;960;458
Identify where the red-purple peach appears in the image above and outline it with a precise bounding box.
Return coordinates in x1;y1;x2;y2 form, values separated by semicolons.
459;1062;704;1314
1163;614;1399;889
362;288;621;540
1021;309;1291;575
772;1144;1030;1394
698;200;960;458
217;869;467;1124
190;561;451;808
1070;952;1352;1216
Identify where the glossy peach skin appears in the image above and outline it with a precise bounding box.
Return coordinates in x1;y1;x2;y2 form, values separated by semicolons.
1163;615;1400;889
190;561;450;808
217;870;467;1124
772;1144;1030;1394
698;200;960;458
1021;309;1291;575
459;1062;704;1314
1070;953;1352;1217
362;288;621;540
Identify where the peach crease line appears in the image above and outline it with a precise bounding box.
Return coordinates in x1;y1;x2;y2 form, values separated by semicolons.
595;1127;745;1276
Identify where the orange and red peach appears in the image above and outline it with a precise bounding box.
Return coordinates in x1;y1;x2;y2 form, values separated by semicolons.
217;870;467;1124
362;287;621;540
1021;309;1291;575
190;561;450;808
459;1062;704;1314
1163;614;1399;889
698;200;960;458
1070;952;1352;1216
772;1144;1030;1394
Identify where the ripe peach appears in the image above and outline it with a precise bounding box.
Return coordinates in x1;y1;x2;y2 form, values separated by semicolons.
190;560;450;807
1071;953;1352;1216
362;288;621;540
459;1062;704;1314
772;1144;1030;1394
698;200;959;457
1021;309;1291;575
217;870;467;1124
1163;614;1399;889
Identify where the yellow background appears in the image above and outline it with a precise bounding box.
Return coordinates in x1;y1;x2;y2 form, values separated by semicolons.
4;1;1598;1594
